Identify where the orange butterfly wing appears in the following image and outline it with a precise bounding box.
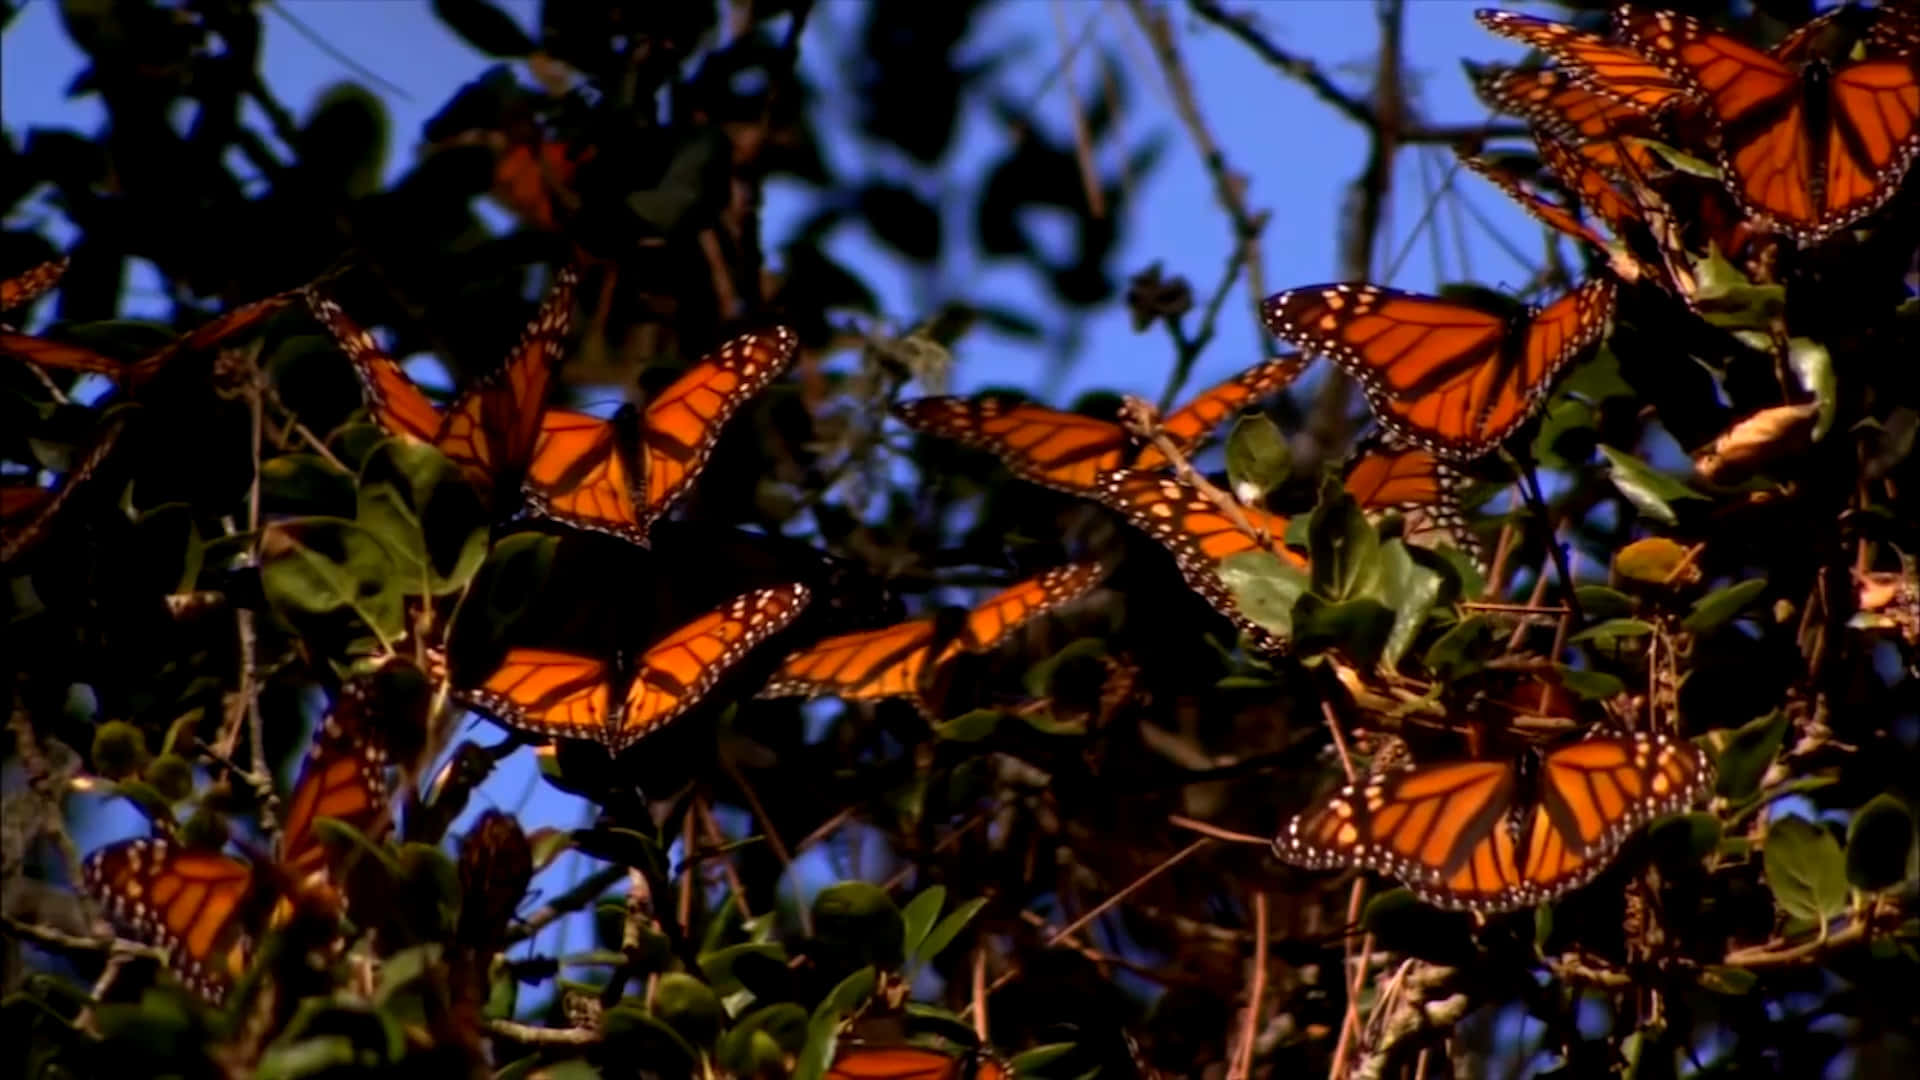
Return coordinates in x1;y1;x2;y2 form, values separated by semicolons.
522;408;648;543
827;1046;965;1080
1262;279;1615;459
304;290;445;442
1136;354;1311;469
0;256;67;315
0;332;125;378
83;838;256;1002
1456;149;1617;251
1342;435;1480;563
1519;733;1714;899
278;678;392;882
612;583;812;751
757;619;939;704
637;327;799;536
461;649;614;744
933;562;1106;667
1468;64;1664;178
893;397;1128;494
1477;9;1689;113
0;411;126;563
1096;469;1303;653
434;267;579;501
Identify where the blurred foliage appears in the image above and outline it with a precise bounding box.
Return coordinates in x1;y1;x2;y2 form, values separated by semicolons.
2;2;1918;1080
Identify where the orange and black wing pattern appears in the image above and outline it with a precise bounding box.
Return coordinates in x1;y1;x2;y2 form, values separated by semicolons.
83;838;257;1002
0;410;126;563
610;583;812;751
635;328;799;538
757;618;941;705
1617;7;1920;239
1477;9;1689;113
1457;148;1617;252
892;396;1129;495
1137;354;1312;469
277;677;392;883
460;649;614;745
827;1044;966;1080
1096;469;1304;653
0;256;67;315
933;562;1107;666
522;407;648;543
1467;64;1664;178
1274;732;1712;912
1342;435;1480;563
1261;279;1616;460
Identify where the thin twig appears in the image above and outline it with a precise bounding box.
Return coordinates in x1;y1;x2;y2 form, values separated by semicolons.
718;755;811;935
1050;838;1212;946
1230;892;1269;1080
487;1018;601;1046
1052;0;1106;219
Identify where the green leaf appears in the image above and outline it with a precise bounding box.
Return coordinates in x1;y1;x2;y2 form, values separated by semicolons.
1763;816;1848;926
1599;445;1705;526
653;972;724;1049
259;454;356;517
1424;616;1494;681
356;438;488;595
255;1036;358;1080
1614;537;1693;585
1715;710;1788;800
813;885;904;969
259;517;405;640
1682;578;1767;634
1008;1044;1078;1075
601;1004;696;1068
1226;414;1290;502
1309;491;1382;601
1846;794;1916;893
430;0;534;56
1378;540;1443;671
916;898;987;969
475;530;560;641
699;943;788;997
808;965;877;1030
1568;618;1655;646
1787;338;1836;441
901;885;947;963
1556;666;1624;700
1698;966;1758;996
1574;586;1636;620
1219;551;1310;639
1291;596;1394;667
932;709;1000;743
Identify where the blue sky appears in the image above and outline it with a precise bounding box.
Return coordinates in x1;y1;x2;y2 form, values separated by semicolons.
7;0;1558;998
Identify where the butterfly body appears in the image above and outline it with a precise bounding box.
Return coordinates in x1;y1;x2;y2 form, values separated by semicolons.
462;583;812;752
1275;732;1713;912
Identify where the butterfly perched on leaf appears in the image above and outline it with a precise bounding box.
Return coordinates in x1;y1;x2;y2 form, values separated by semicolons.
892;355;1309;496
1;292;299;392
1094;469;1305;653
0;256;67;318
460;583;812;753
827;1042;1010;1080
521;327;800;544
757;562;1107;714
1261;278;1617;460
1273;731;1713;912
1614;4;1920;241
304;265;579;510
82;677;393;1003
1342;433;1481;565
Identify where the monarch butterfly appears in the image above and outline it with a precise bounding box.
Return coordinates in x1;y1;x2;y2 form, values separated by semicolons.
1;292;297;391
1615;5;1920;240
0;256;67;316
756;562;1106;712
1261;277;1617;460
1094;469;1304;653
1342;434;1481;564
520;327;800;543
461;583;811;752
82;677;392;1002
1466;63;1666;179
893;355;1309;496
1476;9;1690;114
0;410;126;563
1273;732;1713;912
827;1042;1010;1080
305;266;578;508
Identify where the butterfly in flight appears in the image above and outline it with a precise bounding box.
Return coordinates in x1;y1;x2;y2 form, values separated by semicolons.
827;1042;1010;1080
305;266;579;510
1614;4;1920;241
892;355;1309;496
1274;731;1713;912
1261;277;1617;460
460;583;811;753
1095;469;1305;653
1342;433;1482;566
2;291;298;392
521;327;800;544
82;677;392;1003
757;562;1106;714
0;256;67;319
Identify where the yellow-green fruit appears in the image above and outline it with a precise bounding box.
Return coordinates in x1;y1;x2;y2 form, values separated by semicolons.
91;721;149;780
143;753;194;802
653;972;723;1048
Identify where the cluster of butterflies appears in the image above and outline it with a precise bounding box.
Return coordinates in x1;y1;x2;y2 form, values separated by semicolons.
54;0;1909;1023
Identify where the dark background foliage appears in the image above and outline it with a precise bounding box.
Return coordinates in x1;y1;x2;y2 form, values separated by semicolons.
3;1;1918;1079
